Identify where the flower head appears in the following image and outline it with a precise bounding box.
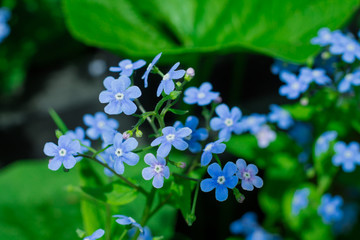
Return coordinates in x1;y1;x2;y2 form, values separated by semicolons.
106;133;139;174
298;67;331;85
142;153;170;188
150;126;192;158
201;139;226;166
44;135;81;171
329;32;360;63
200;162;238;202
129;226;153;240
236;159;263;191
83;112;119;140
113;215;143;233
99;76;141;115
279;72;308;99
210;104;243;141
241;114;267;134
230;212;259;236
255;125;276;148
156;62;185;96
318;194;343;224
109;59;146;77
268;104;293;130
174;116;208;153
291;188;310;215
83;229;105;240
338;71;360;93
315;131;337;156
332;141;360;172
311;28;336;46
183;82;219;106
142;52;162;88
65;127;91;154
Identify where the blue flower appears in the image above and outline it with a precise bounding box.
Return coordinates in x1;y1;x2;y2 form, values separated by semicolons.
156;62;185;96
246;229;278;240
174;116;208;153
142;153;170;188
318;194;343;224
298;67;331;85
230;212;259;235
291;188;310;215
315;131;337;156
109;59;146;77
329;32;360;63
129;226;153;240
83;112;119;140
99;76;141;115
210;104;243;141
142;53;162;88
150;126;192;158
44;135;81;171
268;104;293;130
201;139;226;166
183;82;219;106
271;59;299;75
332;141;360;172
255;125;276;148
101;129;117;148
279;72;308;99
338;71;360;93
113;215;143;233
311;28;336;46
241;114;267;134
83;229;105;240
236;159;263;191
200;162;238;202
98;151;115;177
65;127;91;154
106;133;139;174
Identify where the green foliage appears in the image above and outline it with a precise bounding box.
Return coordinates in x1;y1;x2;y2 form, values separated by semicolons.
63;0;360;62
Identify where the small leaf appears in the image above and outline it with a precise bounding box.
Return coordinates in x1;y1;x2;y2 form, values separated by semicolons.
48;108;68;133
168;108;189;115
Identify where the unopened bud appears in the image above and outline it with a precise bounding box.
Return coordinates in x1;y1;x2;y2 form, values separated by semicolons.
184;67;195;81
76;229;86;238
123;131;131;139
321;51;331;60
233;188;245;203
300;97;309;106
135;129;143;138
214;96;222;103
176;81;182;87
55;129;63;139
186;213;196;226
169;91;181;100
177;162;186;169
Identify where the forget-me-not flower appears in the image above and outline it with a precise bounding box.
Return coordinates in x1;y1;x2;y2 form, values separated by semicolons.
83;112;119;140
291;188;310;215
183;82;219;106
106;133;139;174
65;127;91;154
83;229;105;240
230;212;259;235
156;62;185;96
129;226;153;240
268;104;293;130
332;141;360;172
174;116;208;153
109;59;146;77
241;114;267;134
151;126;192;158
142;52;162;88
311;28;336;46
98;151;115;177
338;71;360;93
329;33;360;63
142;153;170;188
99;76;141;115
298;67;331;85
279;72;308;99
236;159;263;191
200;162;238;202
210;104;243;141
201;139;226;166
318;194;344;224
255;125;276;148
315;131;337;156
113;215;143;233
44;135;81;171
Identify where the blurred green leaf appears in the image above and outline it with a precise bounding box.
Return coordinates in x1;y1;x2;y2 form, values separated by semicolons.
283;104;314;121
168;108;189;115
63;0;360;62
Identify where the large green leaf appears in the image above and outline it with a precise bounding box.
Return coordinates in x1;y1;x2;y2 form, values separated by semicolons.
63;0;360;62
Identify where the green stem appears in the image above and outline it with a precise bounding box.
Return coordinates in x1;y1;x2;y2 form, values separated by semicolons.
191;183;200;215
214;154;222;167
118;229;128;240
173;173;201;182
134;99;159;134
148;192;173;217
105;204;111;240
92;144;112;158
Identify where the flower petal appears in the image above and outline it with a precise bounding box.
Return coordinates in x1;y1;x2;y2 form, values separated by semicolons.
200;179;216;192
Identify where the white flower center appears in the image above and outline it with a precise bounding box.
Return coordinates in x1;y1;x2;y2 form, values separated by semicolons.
115;92;124;100
313;70;321;77
347;43;355;51
324;34;331;40
243;171;251;180
125;63;133;69
166;134;175;141
204;143;213;151
115;148;123;157
344;150;353;158
224;118;233;127
317;137;324;144
163;73;170;81
184;134;192;141
197;92;206;99
325;204;335;214
217;176;226;184
59;148;67;156
292;82;300;90
97;121;105;128
345;74;353;81
154;164;163;173
247;117;255;124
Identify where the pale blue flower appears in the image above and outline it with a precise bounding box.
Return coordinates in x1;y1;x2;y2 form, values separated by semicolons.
113;215;143;232
298;67;331;85
318;194;343;224
255;125;276;148
230;212;259;235
329;32;360;63
109;59;146;77
241;114;267;134
291;188;310;215
279;72;308;99
156;62;185;96
142;153;170;188
236;159;263;191
201;139;226;166
65;127;91;154
142;53;162;88
83;112;119;140
183;82;219;106
332;141;360;172
268;104;293;130
83;229;105;240
311;28;336;46
338;71;360;93
315;131;337;156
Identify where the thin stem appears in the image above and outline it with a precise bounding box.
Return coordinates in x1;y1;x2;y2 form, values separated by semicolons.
134;99;159;134
92;144;112;158
133;145;154;153
191;183;200;215
149;192;173;217
118;229;128;240
173;173;201;182
213;154;222;168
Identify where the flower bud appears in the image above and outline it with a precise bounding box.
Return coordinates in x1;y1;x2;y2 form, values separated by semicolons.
233;188;245;203
169;91;181;100
186;213;196;226
300;97;309;106
184;67;195;81
55;129;63;139
177;162;186;169
176;81;182;87
321;51;331;60
214;96;222;104
123;131;131;139
135;129;143;138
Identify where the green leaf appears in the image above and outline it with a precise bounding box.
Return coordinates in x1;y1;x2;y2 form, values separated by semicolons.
283;104;314;121
62;0;360;62
48;108;68;133
226;134;258;159
81;180;138;206
168;108;189;115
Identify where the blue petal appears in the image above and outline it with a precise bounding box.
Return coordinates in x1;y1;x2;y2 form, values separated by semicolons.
63;156;77;169
142;167;155;180
200;178;216;192
114;160;125;174
215;185;228;201
207;163;222;177
121;99;137;115
153;174;164;188
48;158;62;171
157;142;172;157
201;151;212;166
172;139;188;151
44;142;58;156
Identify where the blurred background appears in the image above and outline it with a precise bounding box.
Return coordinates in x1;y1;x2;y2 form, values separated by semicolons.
1;0;360;239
